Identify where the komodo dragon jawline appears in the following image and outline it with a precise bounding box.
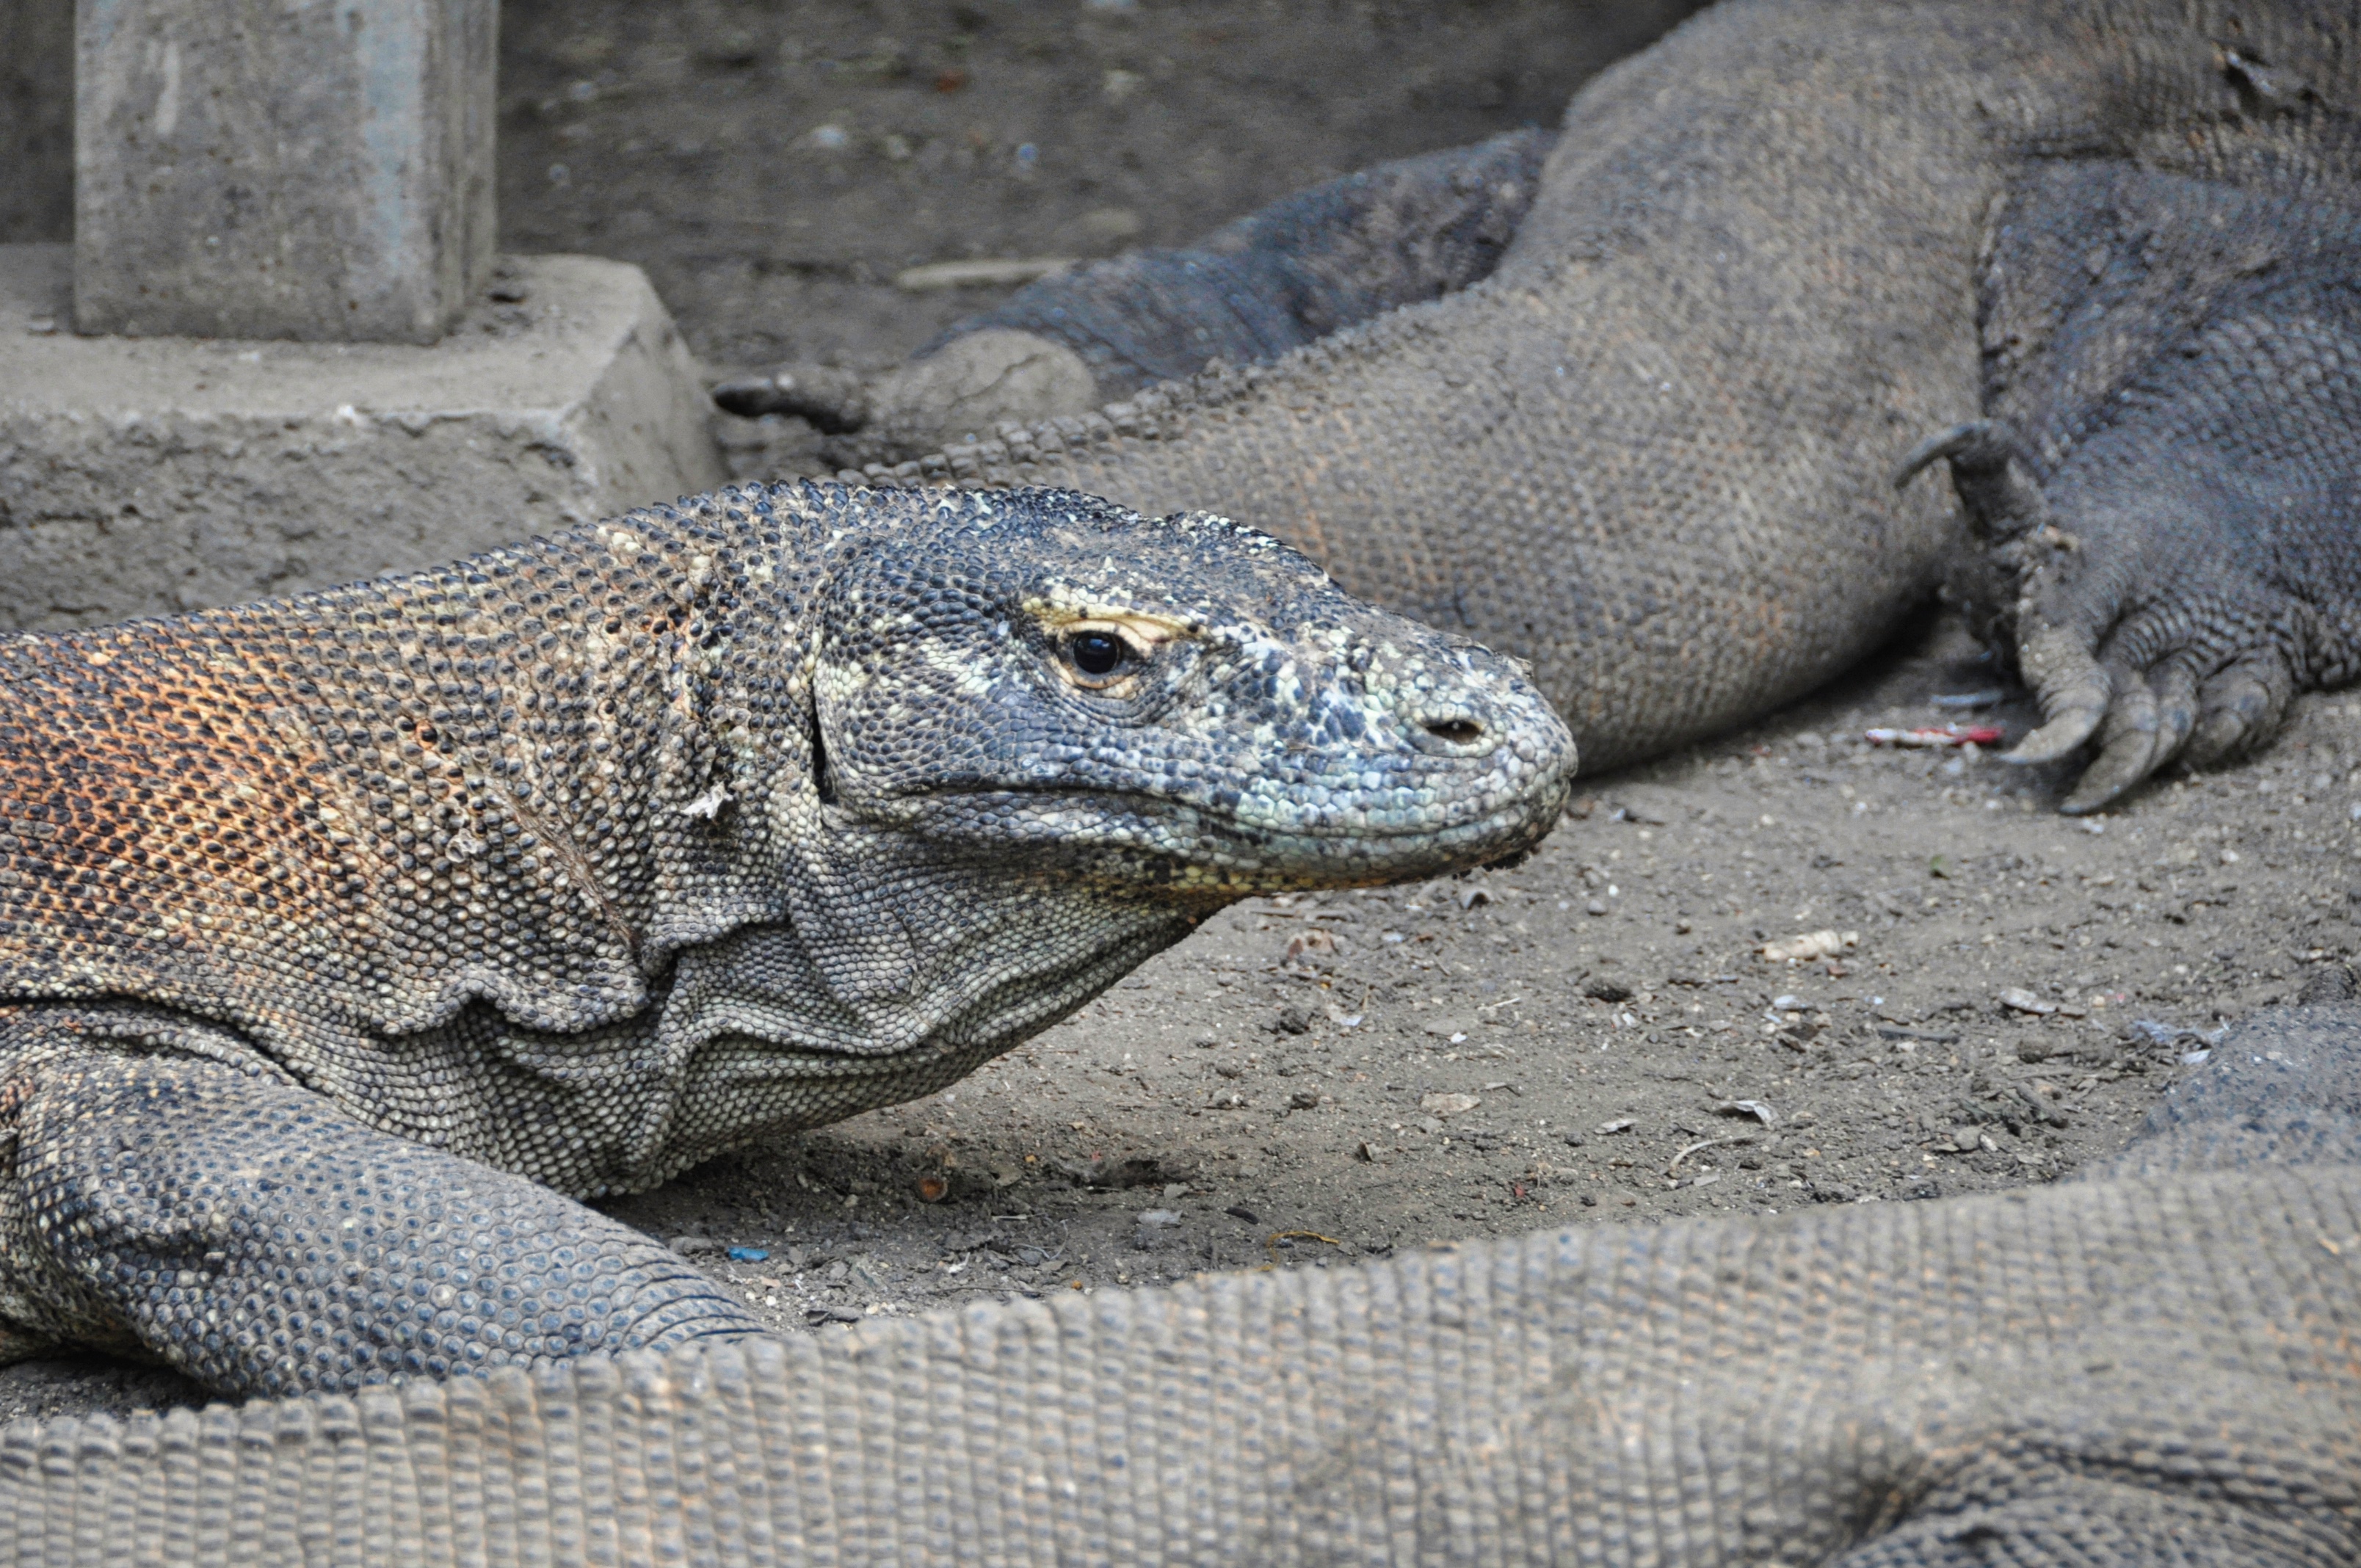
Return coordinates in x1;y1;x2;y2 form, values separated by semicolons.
0;482;1571;1397
724;0;2361;816
5;977;2361;1564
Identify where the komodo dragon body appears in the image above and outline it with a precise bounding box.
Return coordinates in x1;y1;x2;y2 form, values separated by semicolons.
7;986;2361;1564
728;0;2361;813
0;482;1571;1393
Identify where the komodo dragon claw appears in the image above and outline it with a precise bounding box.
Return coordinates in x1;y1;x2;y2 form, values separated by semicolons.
1890;418;2051;541
709;363;874;432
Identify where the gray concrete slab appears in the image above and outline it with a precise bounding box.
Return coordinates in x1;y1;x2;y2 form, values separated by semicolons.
0;0;71;244
0;244;727;629
74;0;496;341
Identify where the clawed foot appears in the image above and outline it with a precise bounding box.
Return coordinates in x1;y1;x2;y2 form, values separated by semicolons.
1907;164;2361;816
712;330;1100;467
711;362;877;432
1901;415;2351;815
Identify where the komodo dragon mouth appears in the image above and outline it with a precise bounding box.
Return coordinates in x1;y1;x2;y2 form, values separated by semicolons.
871;781;1566;881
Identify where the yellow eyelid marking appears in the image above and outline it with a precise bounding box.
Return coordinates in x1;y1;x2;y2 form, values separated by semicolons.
1021;601;1202;646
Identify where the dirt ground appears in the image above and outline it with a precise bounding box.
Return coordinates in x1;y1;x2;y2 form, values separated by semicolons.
4;0;2356;1420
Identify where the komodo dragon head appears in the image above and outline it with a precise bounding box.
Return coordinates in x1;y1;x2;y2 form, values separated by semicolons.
801;484;1573;886
631;482;1575;1161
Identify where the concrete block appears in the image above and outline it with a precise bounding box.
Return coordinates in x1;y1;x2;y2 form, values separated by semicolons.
0;244;727;629
75;0;495;342
0;0;73;243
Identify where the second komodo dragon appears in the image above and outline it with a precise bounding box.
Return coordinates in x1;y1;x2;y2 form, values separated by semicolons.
726;0;2361;815
0;482;1571;1398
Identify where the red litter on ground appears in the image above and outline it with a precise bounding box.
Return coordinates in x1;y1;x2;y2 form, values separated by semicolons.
1863;725;2004;748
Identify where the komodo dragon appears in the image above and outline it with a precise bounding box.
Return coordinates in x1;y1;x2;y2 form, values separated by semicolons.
722;0;2361;816
0;0;2357;1558
0;482;1572;1398
4;978;2361;1564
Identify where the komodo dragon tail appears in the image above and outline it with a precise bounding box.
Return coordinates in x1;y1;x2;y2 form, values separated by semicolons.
3;980;2359;1565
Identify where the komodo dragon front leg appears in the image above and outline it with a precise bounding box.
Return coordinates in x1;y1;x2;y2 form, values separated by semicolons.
716;127;1559;465
0;1007;763;1391
725;0;2361;807
0;483;1571;1401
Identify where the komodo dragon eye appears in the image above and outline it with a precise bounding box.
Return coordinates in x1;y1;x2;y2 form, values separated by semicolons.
1069;631;1125;675
1062;629;1136;685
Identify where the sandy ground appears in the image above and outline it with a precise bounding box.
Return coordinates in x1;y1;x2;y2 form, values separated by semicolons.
3;0;2353;1420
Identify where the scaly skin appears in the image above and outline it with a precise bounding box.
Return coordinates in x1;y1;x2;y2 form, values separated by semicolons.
766;0;2361;800
5;0;2361;1553
0;481;1571;1395
2;993;2359;1565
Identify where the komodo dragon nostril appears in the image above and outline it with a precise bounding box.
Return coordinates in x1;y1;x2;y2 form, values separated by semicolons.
1423;717;1484;744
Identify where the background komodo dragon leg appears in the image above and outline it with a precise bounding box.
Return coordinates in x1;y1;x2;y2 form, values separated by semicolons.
716;128;1558;467
719;0;2361;807
1898;154;2361;814
0;1004;763;1396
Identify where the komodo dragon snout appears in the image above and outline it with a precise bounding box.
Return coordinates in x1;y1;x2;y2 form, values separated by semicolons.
808;487;1573;885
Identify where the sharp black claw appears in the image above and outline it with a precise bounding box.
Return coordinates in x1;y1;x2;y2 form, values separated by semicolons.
708;365;875;432
711;374;791;417
2058;785;2122;817
1891;421;1995;490
1891;418;2052;541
